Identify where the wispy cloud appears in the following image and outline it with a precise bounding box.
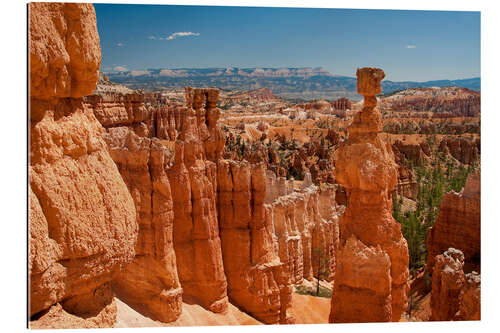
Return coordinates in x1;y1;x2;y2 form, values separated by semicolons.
116;42;124;47
406;45;417;49
147;36;156;40
165;32;200;40
114;66;128;72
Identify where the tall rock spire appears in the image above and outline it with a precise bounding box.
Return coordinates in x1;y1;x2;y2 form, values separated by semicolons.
329;68;410;323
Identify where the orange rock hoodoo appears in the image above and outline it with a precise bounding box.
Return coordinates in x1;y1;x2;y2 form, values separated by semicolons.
329;68;410;323
30;5;422;327
86;82;344;325
29;3;138;328
217;164;340;324
430;248;466;321
93;98;183;322
430;248;481;321
331;97;352;111
86;87;229;318
217;161;291;324
168;87;228;313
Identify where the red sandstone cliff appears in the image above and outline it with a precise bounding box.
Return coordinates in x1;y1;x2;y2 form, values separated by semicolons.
217;164;339;324
101;125;183;322
29;3;138;328
427;172;481;274
86;88;229;319
168;88;228;313
457;271;481;320
217;161;292;324
330;68;410;323
331;97;352;111
438;137;480;165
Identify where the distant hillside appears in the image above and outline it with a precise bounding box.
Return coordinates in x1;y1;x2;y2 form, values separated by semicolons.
103;67;480;101
379;87;480;116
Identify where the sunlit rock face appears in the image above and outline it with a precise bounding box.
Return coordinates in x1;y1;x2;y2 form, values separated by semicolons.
86;87;228;321
217;161;293;324
430;248;466;321
329;68;410;323
29;3;137;328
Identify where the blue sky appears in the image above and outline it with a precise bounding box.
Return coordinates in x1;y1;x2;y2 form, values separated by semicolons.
94;4;480;82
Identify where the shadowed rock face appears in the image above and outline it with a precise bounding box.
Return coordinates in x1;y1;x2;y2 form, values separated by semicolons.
29;3;138;328
330;68;410;323
457;271;481;320
427;173;481;274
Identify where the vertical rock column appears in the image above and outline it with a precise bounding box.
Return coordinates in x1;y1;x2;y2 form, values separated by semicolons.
430;248;481;321
430;248;465;321
104;129;183;322
329;68;409;323
28;3;137;327
217;161;294;324
168;88;228;313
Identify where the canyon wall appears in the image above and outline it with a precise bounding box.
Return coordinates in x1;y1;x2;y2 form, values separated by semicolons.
427;172;481;273
457;271;481;320
438;137;480;165
168;88;228;313
29;3;138;328
217;161;292;324
330;68;409;323
89;86;342;325
217;163;340;324
94;102;183;322
266;173;339;285
382;87;480;116
86;88;229;319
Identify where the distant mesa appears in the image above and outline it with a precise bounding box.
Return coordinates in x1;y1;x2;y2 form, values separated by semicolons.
103;67;480;101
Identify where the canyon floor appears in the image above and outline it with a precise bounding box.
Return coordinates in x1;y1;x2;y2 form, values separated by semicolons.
114;293;332;327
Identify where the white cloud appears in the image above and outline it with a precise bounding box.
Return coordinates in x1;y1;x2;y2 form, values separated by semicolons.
116;42;124;47
165;32;200;40
406;45;417;49
147;36;156;40
114;66;128;72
